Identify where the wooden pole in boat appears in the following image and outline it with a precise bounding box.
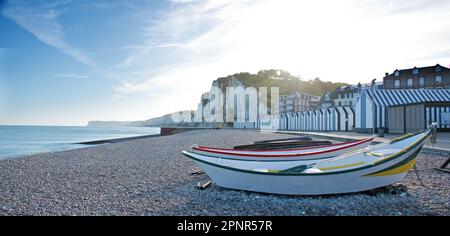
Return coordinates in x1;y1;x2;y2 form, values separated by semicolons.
435;155;450;173
425;122;450;173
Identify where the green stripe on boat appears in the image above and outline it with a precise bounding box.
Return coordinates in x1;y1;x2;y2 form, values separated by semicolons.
388;133;414;144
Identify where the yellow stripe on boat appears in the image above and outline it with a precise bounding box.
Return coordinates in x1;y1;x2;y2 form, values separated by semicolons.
319;162;365;171
365;158;416;177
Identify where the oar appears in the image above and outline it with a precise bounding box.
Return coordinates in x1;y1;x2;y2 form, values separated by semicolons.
253;136;312;144
233;141;332;150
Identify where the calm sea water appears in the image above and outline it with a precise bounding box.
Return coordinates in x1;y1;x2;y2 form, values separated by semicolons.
0;125;160;160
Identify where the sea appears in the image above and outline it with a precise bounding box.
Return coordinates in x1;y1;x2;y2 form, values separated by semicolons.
0;125;160;160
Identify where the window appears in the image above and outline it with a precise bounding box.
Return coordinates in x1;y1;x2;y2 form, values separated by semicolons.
394;80;400;88
436;65;441;72
436;75;442;84
419;77;424;87
413;68;419;74
394;70;400;76
407;78;413;87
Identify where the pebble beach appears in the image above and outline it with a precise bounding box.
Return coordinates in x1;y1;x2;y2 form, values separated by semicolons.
0;129;449;216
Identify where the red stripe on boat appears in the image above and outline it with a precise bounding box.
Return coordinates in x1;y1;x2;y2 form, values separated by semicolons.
192;138;373;158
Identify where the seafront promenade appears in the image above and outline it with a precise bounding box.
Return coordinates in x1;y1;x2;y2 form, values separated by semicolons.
0;129;448;216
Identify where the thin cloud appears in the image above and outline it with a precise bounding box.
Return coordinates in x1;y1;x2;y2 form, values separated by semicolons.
117;43;185;68
1;1;130;83
169;0;199;4
413;47;450;63
115;0;259;90
365;0;450;15
3;0;450;123
1;1;96;67
54;73;89;79
116;0;450;97
121;43;184;50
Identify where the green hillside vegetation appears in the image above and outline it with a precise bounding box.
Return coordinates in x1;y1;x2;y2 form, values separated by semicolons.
216;69;348;96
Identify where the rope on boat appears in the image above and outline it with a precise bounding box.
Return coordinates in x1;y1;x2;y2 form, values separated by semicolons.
412;164;434;190
413;124;438;190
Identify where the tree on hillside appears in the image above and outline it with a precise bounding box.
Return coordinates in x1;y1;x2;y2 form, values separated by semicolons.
215;69;347;97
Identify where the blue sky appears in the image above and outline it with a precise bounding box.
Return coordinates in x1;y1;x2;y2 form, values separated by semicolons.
1;0;450;125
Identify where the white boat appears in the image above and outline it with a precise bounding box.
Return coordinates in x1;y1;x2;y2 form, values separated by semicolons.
182;129;431;195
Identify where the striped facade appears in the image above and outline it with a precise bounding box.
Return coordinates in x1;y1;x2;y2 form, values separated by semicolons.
233;89;450;133
234;107;355;131
355;89;450;132
425;107;450;129
233;121;257;129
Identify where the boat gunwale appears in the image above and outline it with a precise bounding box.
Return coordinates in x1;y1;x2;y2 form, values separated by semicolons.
192;137;374;158
189;149;342;162
194;137;374;153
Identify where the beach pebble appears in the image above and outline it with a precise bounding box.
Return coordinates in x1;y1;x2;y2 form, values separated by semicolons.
0;129;448;216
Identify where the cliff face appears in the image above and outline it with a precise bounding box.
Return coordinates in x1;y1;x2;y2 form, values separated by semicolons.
141;114;173;127
141;110;195;127
87;70;347;128
87;110;195;128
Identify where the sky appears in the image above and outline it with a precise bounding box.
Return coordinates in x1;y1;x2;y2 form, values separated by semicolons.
1;0;450;125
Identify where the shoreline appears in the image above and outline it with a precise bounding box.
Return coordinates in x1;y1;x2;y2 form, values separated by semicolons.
0;127;227;161
74;134;161;145
0;129;162;161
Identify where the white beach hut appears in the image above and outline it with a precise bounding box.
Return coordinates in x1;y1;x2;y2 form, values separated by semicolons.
318;110;324;131
344;106;355;131
322;109;330;131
